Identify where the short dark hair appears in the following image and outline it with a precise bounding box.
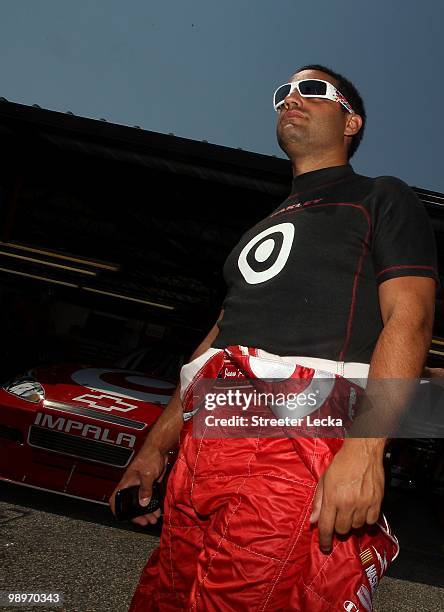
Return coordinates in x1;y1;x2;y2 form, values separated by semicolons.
295;64;366;159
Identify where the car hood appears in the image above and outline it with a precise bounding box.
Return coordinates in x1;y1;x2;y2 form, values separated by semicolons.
28;363;176;423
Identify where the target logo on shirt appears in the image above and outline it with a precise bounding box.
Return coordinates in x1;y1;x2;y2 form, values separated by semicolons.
238;222;295;284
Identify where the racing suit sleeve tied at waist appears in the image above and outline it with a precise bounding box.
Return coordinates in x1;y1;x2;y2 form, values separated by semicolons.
129;346;399;611
179;345;368;445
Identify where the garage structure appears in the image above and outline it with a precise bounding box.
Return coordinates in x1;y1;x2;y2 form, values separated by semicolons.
0;98;443;378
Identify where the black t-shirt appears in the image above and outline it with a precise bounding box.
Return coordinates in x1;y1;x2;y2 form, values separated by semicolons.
213;164;438;363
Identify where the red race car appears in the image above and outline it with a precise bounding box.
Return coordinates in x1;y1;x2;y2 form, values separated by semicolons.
0;360;176;504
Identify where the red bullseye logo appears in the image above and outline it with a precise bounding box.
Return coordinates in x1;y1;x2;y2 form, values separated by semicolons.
100;372;173;396
70;368;175;408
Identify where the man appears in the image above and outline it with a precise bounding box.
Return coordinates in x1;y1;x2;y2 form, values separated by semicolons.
111;65;437;610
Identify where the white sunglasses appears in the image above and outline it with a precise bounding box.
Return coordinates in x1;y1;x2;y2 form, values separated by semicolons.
273;79;354;114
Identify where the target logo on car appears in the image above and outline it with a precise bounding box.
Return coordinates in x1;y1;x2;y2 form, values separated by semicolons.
70;368;175;408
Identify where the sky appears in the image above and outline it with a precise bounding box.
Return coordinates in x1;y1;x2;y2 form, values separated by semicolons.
0;0;443;191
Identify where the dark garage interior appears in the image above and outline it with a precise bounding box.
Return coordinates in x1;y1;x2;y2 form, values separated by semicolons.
0;99;295;379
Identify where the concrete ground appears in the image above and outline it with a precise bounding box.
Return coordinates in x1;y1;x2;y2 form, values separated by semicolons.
0;482;443;611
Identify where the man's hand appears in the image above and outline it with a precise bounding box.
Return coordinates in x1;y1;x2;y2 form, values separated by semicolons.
309;439;385;553
309;277;435;553
109;447;168;527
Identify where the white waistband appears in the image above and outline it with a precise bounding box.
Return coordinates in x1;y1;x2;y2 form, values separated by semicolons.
180;347;370;400
256;348;369;384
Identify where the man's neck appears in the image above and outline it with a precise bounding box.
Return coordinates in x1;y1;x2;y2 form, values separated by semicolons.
291;150;349;177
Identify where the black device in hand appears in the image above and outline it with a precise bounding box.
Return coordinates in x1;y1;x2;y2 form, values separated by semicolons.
114;482;162;521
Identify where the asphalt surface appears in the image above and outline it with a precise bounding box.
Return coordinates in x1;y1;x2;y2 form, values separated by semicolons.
0;483;443;612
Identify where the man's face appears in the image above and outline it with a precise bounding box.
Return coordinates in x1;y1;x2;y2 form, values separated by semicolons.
276;69;350;157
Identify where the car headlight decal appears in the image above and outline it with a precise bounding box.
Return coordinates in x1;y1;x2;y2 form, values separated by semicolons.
4;379;45;403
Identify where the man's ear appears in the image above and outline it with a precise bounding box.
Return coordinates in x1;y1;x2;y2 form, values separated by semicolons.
344;113;362;137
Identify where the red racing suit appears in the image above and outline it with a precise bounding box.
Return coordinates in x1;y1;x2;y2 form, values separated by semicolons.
129;346;399;612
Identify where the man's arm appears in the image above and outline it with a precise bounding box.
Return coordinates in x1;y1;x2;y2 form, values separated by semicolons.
109;310;224;526
311;276;435;552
